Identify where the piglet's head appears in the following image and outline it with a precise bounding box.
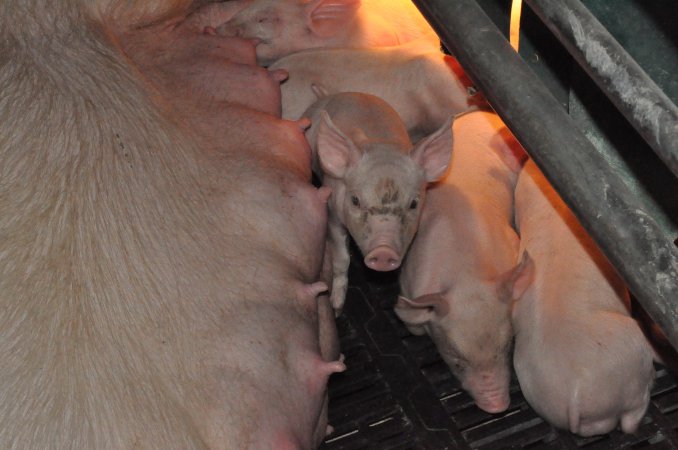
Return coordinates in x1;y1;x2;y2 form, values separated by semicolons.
395;254;533;414
317;112;452;272
215;0;361;66
395;290;513;414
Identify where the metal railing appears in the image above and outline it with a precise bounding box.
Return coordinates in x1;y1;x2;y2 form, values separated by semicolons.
412;0;678;350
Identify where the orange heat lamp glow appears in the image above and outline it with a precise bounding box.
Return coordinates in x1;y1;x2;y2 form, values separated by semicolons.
510;0;523;52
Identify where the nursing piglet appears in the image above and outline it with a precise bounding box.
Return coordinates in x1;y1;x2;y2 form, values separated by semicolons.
512;159;656;436
304;91;453;313
214;0;439;66
395;111;527;413
270;42;483;141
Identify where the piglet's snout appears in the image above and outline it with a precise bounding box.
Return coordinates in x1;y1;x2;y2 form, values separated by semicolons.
466;371;511;414
363;215;404;271
365;246;401;271
476;392;510;414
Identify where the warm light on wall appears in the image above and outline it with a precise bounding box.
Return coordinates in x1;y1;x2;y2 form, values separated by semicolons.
510;0;523;51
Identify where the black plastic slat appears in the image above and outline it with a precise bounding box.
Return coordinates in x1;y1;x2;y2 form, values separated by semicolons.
320;258;678;449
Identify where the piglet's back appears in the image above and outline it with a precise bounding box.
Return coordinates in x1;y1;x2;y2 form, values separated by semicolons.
512;159;655;437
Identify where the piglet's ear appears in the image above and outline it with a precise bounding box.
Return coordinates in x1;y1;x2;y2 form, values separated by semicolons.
394;294;448;331
489;126;529;174
497;251;535;302
411;116;454;183
316;110;361;179
306;0;361;38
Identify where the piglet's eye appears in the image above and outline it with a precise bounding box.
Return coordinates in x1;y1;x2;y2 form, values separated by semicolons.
351;195;360;207
409;198;419;209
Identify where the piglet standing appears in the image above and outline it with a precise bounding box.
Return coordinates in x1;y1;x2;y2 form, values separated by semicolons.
512;158;656;436
303;91;453;314
395;110;527;414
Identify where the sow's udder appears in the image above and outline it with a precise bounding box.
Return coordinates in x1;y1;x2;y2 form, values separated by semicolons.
119;4;285;119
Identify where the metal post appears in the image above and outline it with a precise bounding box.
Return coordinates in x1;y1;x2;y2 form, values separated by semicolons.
524;0;678;179
411;0;678;350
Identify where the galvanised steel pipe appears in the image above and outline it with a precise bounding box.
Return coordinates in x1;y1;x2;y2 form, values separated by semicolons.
412;0;678;350
525;0;678;179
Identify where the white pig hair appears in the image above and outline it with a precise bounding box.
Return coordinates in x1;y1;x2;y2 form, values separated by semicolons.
100;0;196;28
0;1;217;448
0;0;193;41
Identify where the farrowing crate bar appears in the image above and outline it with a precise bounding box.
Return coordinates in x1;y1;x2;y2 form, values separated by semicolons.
411;0;678;351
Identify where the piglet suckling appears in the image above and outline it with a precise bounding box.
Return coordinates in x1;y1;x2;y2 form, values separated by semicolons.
395;110;528;414
213;0;439;66
271;42;482;142
512;159;656;436
304;91;453;314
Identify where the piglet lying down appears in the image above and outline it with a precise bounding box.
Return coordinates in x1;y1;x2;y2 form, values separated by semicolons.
512;159;657;437
213;0;440;66
396;110;528;414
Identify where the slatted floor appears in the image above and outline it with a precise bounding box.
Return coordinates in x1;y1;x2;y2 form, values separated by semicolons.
320;254;678;450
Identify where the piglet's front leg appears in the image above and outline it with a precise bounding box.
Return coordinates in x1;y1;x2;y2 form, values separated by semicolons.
328;219;351;316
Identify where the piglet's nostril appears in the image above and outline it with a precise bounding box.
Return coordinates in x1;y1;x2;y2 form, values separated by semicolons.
365;247;401;272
